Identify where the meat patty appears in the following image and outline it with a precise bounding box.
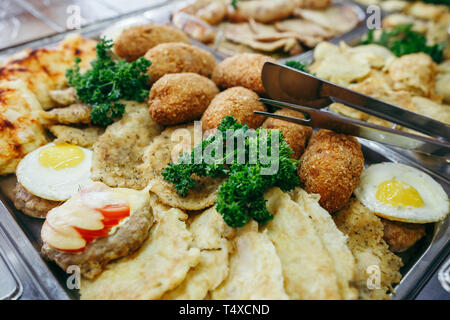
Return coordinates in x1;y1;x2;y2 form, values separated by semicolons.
298;129;364;213
41;204;153;279
13;182;60;218
381;218;426;253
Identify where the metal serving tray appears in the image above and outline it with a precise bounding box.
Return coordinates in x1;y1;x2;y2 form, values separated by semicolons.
0;0;448;300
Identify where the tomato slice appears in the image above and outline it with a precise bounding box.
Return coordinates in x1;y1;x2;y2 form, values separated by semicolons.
98;203;130;219
74;227;109;242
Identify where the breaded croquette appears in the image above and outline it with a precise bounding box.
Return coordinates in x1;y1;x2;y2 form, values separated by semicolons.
211;53;277;94
114;24;190;62
298;130;364;213
262;108;313;159
201;86;266;131
145;42;216;84
149;73;219;125
380;218;426;253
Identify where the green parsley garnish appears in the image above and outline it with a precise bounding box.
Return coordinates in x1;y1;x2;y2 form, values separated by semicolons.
66;38;152;126
162;116;300;228
361;24;445;63
285;60;308;72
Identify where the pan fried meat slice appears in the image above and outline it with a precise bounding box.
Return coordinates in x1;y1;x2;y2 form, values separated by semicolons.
48;125;104;150
223;23;300;53
141;124;224;211
91;101;163;190
264;188;341;299
211;221;289;300
291;188;358;300
228;0;297;23
0;79;47;175
333;199;403;300
48;87;77;107
161;207;234;299
275;19;335;44
196;1;227;25
294;4;360;34
80;198;200;299
172;12;217;43
40;104;92;125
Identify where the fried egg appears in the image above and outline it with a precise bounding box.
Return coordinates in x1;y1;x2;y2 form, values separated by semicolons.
16;143;93;201
354;163;449;223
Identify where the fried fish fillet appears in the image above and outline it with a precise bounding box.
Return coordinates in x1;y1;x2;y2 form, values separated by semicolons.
141;124;223;210
91;101;163;190
264;188;341;299
80;197;201;300
292;188;358;300
211;221;289;300
333;198;403;300
0;79;47;175
162;207;233;300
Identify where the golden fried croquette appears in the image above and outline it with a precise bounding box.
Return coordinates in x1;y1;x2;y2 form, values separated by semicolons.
149;73;219;125
114;24;190;62
144;42;216;84
298;130;364;213
262;108;313;159
380;218;426;253
201;86;266;131
211;53;277;94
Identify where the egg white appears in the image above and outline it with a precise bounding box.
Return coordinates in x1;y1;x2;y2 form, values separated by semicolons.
354;163;449;223
16;143;93;201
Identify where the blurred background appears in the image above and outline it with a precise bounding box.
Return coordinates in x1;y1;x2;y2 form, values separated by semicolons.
0;0;170;50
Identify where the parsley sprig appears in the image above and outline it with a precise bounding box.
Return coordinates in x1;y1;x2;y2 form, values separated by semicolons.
66;38;151;126
162;116;300;228
361;24;445;63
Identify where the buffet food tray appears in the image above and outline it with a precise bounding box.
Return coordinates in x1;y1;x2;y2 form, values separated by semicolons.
0;0;448;300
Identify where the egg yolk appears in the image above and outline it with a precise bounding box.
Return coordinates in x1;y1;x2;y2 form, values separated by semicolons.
376;179;424;208
38;144;84;170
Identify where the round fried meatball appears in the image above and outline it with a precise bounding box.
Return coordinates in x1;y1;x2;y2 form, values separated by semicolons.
262;108;313;159
212;53;277;94
381;218;426;253
149;73;219;125
298;130;364;213
144;42;216;84
114;24;190;62
201;87;266;131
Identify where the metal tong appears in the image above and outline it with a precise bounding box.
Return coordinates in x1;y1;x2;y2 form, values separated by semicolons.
254;62;450;158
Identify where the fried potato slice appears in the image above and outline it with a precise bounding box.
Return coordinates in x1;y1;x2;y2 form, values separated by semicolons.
162;207;233;300
141;124;223;211
292;188;358;300
211;221;289;300
263;188;341;299
80;197;201;300
333;199;403;300
48;125;104;149
91;101;163;190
